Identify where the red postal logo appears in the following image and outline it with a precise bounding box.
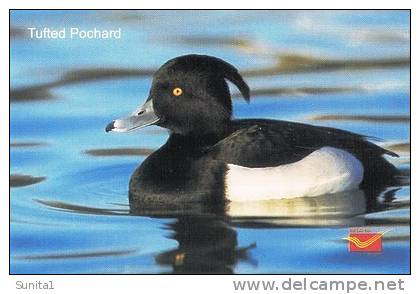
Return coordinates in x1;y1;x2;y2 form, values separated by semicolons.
343;229;389;252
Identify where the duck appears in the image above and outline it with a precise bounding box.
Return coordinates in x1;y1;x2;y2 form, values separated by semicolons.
106;54;399;209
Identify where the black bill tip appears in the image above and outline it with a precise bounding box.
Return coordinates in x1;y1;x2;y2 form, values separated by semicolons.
105;121;115;133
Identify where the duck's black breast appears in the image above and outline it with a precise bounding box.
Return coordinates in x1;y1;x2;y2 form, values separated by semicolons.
129;118;398;209
129;133;228;210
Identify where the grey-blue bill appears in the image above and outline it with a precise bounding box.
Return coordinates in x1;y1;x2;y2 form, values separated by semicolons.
106;99;159;132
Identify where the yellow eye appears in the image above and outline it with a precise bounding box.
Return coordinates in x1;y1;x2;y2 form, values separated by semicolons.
172;87;183;96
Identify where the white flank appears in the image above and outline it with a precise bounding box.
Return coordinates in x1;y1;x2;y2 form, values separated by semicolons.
225;147;364;201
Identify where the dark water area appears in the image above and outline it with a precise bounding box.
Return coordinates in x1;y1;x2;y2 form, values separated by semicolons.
10;10;410;274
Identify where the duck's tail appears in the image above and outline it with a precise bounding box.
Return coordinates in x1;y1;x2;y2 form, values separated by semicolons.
359;149;401;190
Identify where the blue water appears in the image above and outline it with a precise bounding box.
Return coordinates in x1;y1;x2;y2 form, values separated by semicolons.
10;10;410;274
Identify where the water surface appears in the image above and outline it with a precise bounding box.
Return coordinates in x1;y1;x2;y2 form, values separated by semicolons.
10;10;410;274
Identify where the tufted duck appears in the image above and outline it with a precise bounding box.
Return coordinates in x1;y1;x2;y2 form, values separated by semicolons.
106;55;398;210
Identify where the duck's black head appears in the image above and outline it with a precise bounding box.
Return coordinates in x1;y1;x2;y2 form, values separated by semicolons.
106;54;250;136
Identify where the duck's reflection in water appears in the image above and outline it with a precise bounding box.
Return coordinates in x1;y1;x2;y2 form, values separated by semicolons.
155;216;255;274
131;187;405;273
35;187;407;274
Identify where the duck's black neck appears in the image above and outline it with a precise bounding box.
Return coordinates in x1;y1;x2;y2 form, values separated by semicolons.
166;126;229;154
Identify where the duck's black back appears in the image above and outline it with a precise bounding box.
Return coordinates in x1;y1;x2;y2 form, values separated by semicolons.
207;119;399;189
